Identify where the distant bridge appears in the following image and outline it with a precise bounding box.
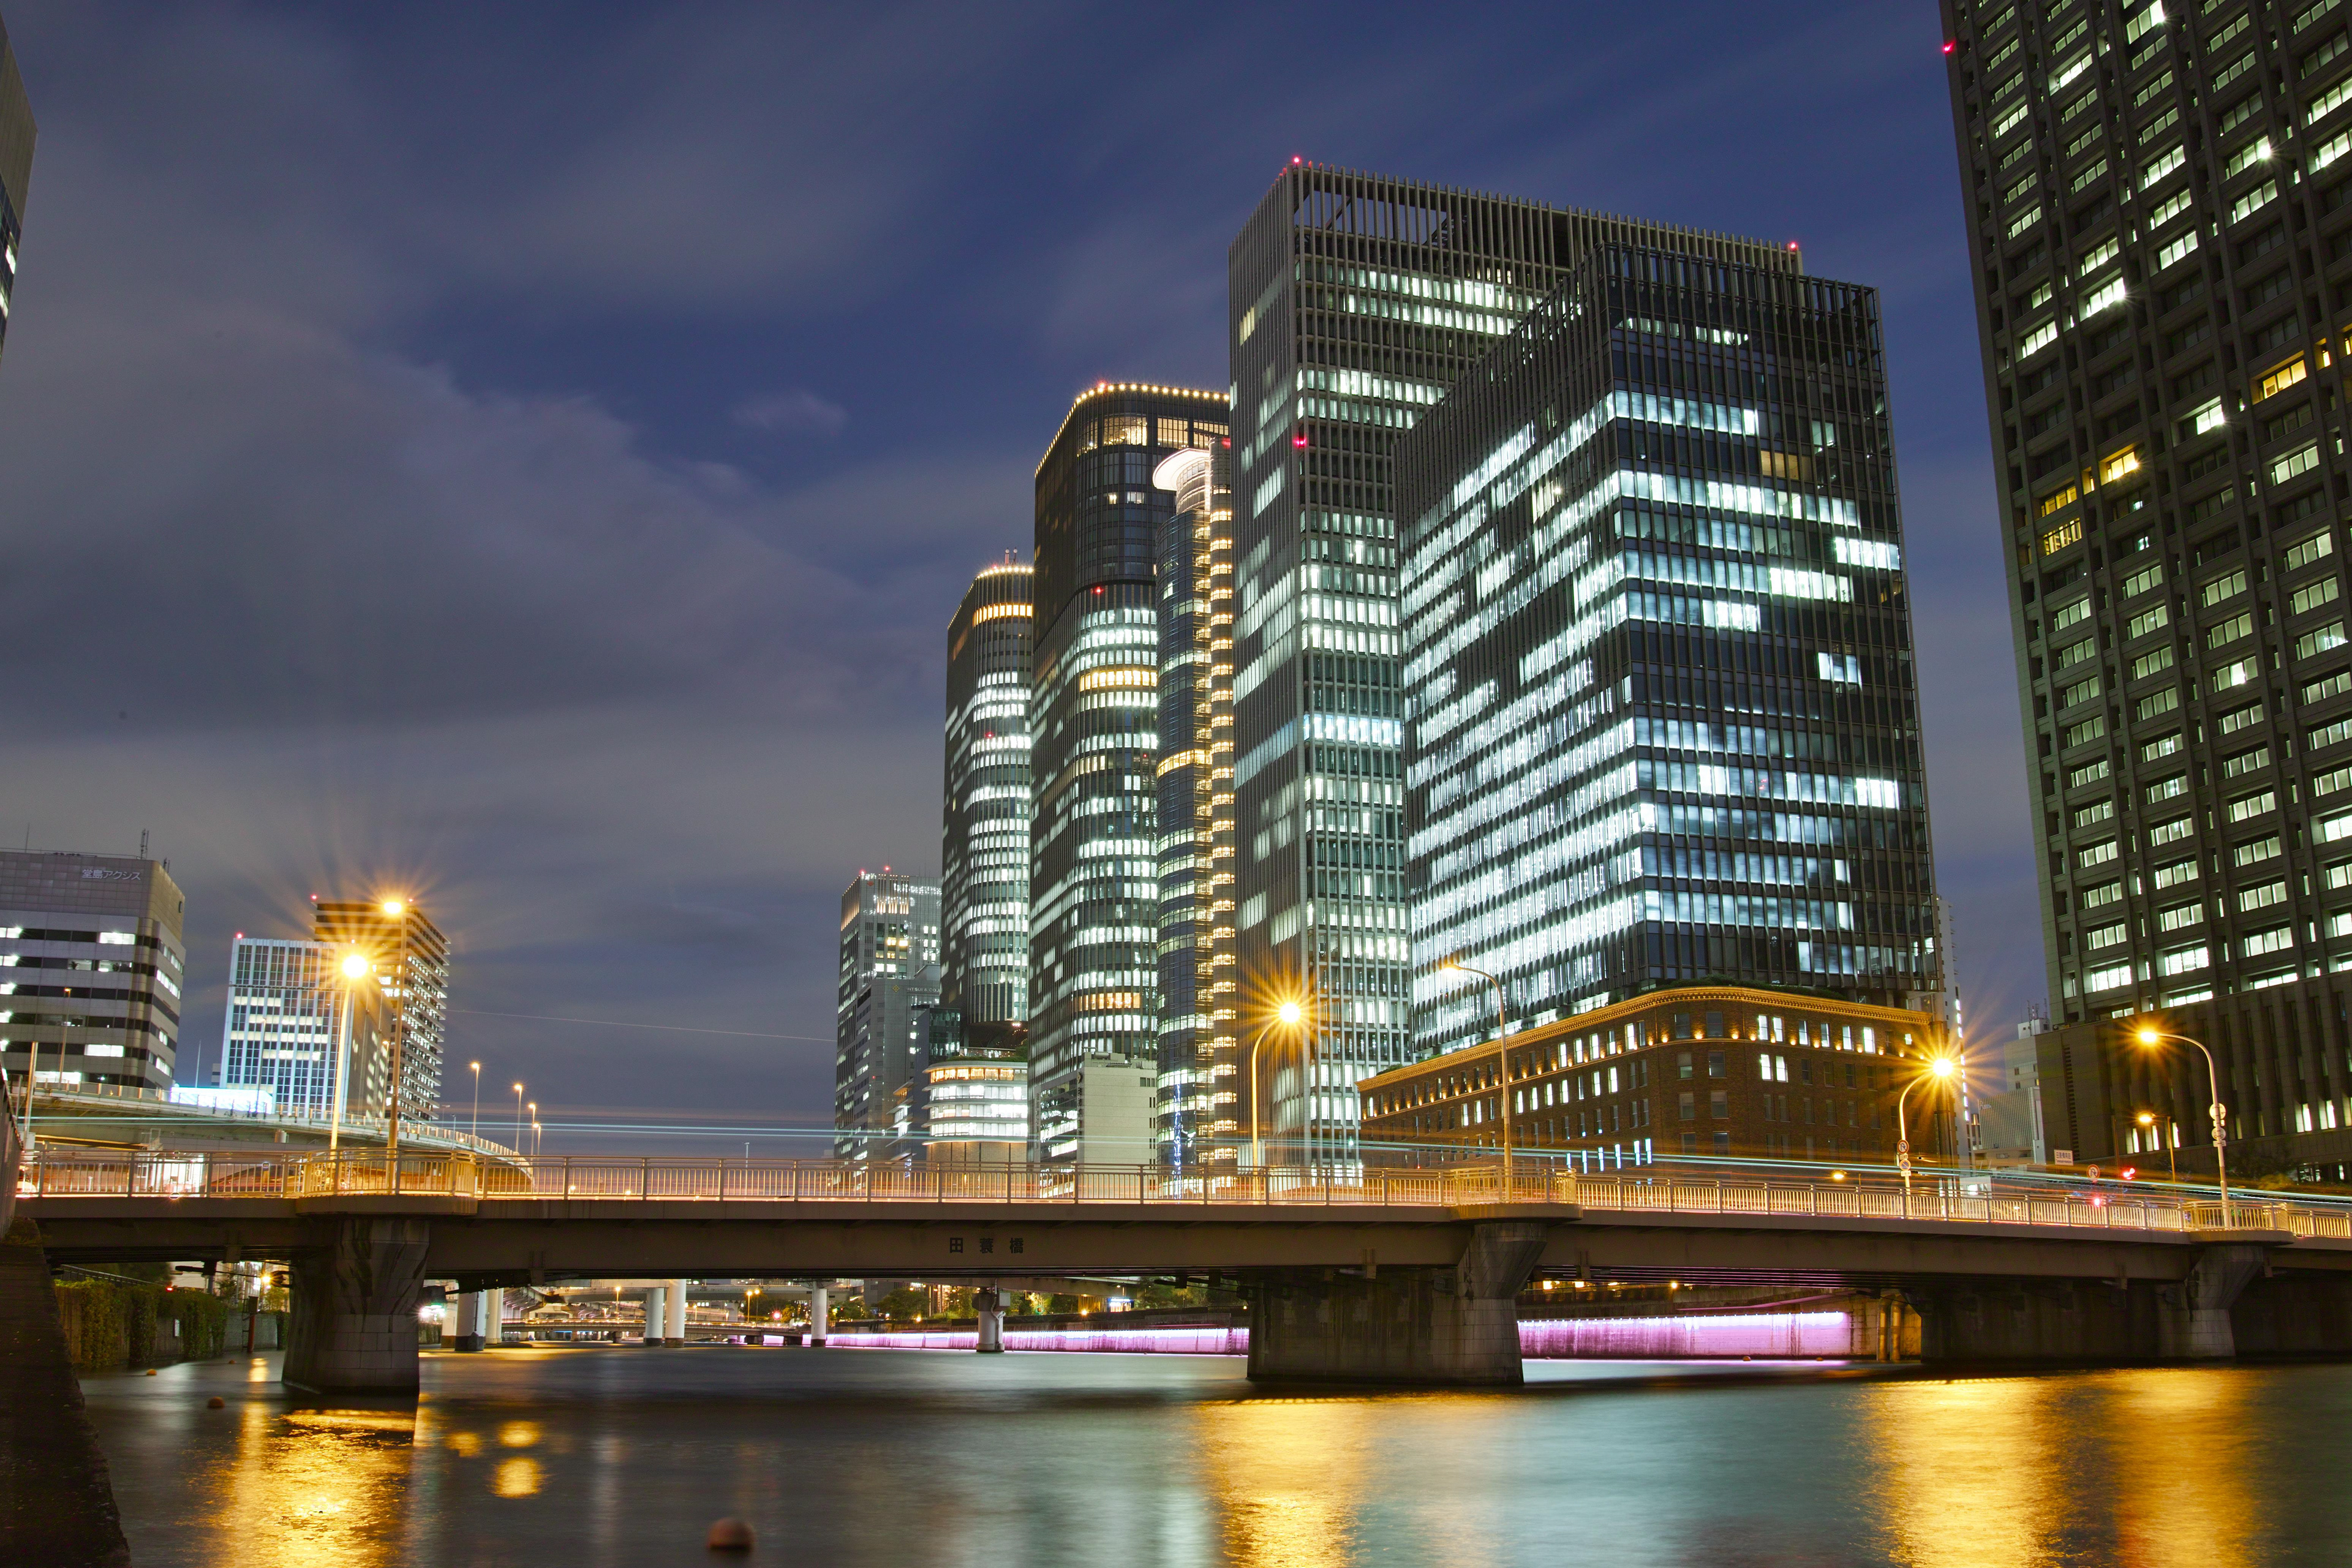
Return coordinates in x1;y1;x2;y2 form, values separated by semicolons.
20;1150;2352;1390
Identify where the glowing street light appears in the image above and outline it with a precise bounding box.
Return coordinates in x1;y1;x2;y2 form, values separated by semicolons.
1248;998;1307;1174
2137;1109;2179;1188
469;1061;482;1142
513;1082;526;1153
1895;1055;1958;1199
1441;960;1515;1185
2136;1027;2231;1224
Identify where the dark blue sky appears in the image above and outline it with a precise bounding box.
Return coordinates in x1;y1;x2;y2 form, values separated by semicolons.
0;1;2038;1149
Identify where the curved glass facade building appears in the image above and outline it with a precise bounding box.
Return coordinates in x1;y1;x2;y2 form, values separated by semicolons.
1154;445;1238;1181
1028;383;1227;1166
0;16;31;364
1396;246;1940;1060
1226;164;1803;1167
941;560;1035;1035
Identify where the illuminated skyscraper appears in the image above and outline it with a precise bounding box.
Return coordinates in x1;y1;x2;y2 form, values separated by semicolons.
219;936;394;1117
1154;443;1240;1179
1227;164;1800;1165
940;560;1035;1039
0;15;33;364
312;896;449;1121
1396;245;1940;1058
834;869;940;1164
1939;0;2352;1179
1028;382;1227;1167
0;850;184;1092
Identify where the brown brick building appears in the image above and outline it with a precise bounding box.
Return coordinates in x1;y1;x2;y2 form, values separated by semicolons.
1357;985;1955;1169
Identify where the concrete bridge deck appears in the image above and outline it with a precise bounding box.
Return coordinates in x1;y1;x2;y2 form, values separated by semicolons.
21;1152;2352;1389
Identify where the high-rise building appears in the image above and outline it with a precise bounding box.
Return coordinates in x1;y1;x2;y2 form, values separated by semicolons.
834;869;940;1164
0;850;186;1092
1227;164;1806;1166
1941;0;2352;1178
1395;244;1941;1058
0;14;34;364
1155;443;1240;1180
1028;382;1227;1167
312;896;449;1121
217;937;395;1118
941;560;1035;1040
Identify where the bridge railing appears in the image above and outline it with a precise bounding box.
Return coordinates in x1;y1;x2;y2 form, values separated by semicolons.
13;1150;2352;1237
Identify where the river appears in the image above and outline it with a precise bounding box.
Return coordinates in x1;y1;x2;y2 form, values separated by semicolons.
77;1346;2352;1566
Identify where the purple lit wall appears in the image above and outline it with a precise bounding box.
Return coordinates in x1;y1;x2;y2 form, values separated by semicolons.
811;1311;1860;1359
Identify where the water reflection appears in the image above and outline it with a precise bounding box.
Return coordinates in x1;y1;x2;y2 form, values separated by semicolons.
74;1351;2352;1568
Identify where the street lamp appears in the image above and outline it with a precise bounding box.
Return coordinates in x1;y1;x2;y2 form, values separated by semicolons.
1895;1055;1958;1200
1441;960;1514;1187
1249;999;1306;1174
2136;1027;2230;1224
528;1102;539;1159
328;950;373;1156
2136;1109;2178;1188
513;1082;526;1153
469;1061;482;1142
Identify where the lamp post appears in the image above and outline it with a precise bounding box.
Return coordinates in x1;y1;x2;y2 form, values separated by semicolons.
528;1102;539;1159
469;1061;482;1142
2136;1028;2230;1225
328;951;372;1156
1248;1000;1305;1175
2137;1109;2178;1188
1895;1055;1958;1201
1441;961;1514;1188
513;1082;526;1152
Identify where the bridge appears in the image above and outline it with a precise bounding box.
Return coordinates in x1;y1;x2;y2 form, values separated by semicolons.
20;1149;2352;1390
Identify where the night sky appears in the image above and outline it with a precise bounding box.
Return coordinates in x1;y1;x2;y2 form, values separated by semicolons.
0;1;2036;1150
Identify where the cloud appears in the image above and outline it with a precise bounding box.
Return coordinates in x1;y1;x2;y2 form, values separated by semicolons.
733;389;849;439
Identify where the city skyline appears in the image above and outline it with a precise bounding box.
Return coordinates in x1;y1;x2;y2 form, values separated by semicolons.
0;2;2044;1145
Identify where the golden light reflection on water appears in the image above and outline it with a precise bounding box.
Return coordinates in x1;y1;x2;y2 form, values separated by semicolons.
497;1420;541;1447
1870;1369;2261;1568
1192;1396;1380;1567
494;1456;543;1497
200;1401;413;1568
445;1430;483;1457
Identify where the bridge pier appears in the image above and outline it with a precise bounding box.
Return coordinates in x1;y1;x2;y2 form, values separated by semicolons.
449;1288;488;1352
975;1287;1005;1353
642;1286;666;1346
284;1218;429;1394
809;1286;829;1347
665;1278;688;1345
1247;1221;1548;1386
1913;1238;2285;1365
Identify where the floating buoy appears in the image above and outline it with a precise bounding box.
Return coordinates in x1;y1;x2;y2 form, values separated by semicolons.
145;1368;158;1376
206;1396;225;1409
707;1517;755;1552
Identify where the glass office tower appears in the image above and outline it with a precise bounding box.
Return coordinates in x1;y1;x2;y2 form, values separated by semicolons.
1227;164;1801;1166
834;869;940;1164
1154;443;1239;1180
219;937;394;1117
1396;246;1941;1060
0;15;32;363
941;560;1035;1038
1940;0;2352;1177
1028;383;1227;1167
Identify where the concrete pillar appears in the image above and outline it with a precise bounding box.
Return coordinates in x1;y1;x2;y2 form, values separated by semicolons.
809;1286;829;1348
284;1218;431;1393
665;1279;689;1346
642;1287;665;1346
478;1287;499;1347
450;1289;486;1353
1248;1221;1548;1387
2157;1244;2270;1360
975;1287;1005;1354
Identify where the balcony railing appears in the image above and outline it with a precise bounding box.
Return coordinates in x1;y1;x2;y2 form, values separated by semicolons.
13;1149;2352;1238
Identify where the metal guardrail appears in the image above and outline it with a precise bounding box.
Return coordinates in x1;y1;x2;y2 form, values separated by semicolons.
12;1150;2351;1238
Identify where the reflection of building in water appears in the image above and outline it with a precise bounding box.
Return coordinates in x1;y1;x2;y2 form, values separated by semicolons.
1191;1392;1370;1568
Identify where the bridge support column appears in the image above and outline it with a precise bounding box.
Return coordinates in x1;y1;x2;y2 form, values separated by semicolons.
974;1287;1005;1353
809;1286;829;1348
665;1279;688;1346
1248;1221;1547;1386
2157;1243;2269;1360
641;1287;665;1345
450;1289;486;1353
284;1218;429;1394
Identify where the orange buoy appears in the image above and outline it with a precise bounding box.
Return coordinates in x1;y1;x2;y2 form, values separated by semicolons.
206;1396;225;1409
706;1517;755;1552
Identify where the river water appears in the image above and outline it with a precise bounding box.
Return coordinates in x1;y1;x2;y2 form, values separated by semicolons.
78;1346;2352;1567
